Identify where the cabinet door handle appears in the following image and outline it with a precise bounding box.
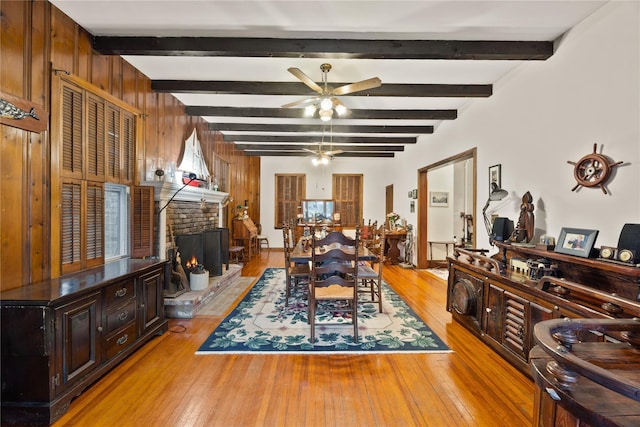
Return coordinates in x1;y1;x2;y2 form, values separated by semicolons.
115;288;127;298
117;311;129;321
116;334;129;346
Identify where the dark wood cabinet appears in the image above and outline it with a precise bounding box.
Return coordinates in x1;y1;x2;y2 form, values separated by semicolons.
447;244;640;376
54;292;103;394
0;259;168;425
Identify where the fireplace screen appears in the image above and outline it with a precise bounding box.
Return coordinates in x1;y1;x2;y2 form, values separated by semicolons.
175;228;229;277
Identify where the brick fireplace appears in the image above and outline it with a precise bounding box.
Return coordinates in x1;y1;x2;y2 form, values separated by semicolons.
142;180;242;318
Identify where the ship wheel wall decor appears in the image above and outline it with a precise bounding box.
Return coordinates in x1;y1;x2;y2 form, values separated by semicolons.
567;144;623;194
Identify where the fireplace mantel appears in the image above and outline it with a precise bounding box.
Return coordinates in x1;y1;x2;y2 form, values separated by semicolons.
140;180;229;204
140;180;229;260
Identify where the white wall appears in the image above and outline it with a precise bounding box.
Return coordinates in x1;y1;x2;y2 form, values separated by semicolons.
260;2;639;259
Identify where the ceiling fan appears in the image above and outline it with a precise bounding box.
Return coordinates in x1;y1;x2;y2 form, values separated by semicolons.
282;63;382;121
302;126;343;165
303;145;343;165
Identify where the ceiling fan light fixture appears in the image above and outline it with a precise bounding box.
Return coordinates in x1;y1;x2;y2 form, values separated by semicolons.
304;105;316;116
334;103;347;116
319;109;333;121
319;97;333;111
310;155;330;166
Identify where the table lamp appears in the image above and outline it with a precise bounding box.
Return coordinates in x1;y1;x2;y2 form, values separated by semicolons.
483;182;509;243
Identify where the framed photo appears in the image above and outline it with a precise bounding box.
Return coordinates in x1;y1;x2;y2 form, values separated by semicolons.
429;191;449;207
489;164;501;192
411;189;418;199
410;200;415;213
554;227;599;258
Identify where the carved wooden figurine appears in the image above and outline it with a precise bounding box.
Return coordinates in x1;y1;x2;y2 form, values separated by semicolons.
511;191;535;243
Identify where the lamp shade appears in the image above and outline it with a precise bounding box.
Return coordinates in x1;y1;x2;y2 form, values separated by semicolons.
319;109;333;121
319;97;333;111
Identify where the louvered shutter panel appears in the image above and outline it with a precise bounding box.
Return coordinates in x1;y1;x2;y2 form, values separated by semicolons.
106;105;121;182
86;183;104;266
275;174;305;227
61;181;82;270
333;175;363;227
121;112;135;184
86;94;105;180
61;84;83;178
131;185;154;258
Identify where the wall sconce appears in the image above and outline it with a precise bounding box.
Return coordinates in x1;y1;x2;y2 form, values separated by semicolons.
483;182;509;243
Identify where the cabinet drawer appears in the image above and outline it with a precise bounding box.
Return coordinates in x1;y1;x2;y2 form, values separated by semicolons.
105;322;136;359
105;279;135;307
106;298;137;334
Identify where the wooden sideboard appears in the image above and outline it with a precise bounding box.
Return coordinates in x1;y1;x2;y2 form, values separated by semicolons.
0;259;169;425
447;243;640;377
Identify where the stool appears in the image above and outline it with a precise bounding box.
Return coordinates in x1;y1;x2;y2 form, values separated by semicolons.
229;246;245;264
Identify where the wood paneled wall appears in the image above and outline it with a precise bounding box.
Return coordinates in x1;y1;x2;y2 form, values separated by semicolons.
0;1;260;291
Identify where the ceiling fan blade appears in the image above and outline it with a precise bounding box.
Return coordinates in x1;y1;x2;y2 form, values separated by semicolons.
302;148;319;155
332;77;382;96
325;150;344;156
288;68;324;94
281;97;319;108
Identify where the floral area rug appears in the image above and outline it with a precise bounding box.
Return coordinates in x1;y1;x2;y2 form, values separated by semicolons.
196;268;450;354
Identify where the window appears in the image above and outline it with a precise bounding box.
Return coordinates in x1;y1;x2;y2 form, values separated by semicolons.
332;174;363;227
104;184;130;261
213;155;230;192
275;174;306;227
55;75;139;273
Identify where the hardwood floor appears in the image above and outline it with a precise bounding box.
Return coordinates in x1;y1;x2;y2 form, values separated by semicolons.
52;250;534;427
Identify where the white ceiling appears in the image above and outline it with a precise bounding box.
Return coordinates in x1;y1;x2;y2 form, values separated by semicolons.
49;0;608;155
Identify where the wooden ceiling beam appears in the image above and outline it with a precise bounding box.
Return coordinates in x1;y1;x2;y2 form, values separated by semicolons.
188;106;456;120
242;151;396;157
222;134;417;144
209;123;433;133
94;37;553;60
233;144;404;152
154;81;492;98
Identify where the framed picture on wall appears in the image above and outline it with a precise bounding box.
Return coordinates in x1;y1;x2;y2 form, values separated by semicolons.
489;164;501;192
429;191;449;207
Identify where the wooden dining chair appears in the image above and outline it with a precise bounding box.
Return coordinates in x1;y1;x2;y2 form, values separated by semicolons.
360;219;377;249
308;227;360;343
358;229;385;313
282;222;309;306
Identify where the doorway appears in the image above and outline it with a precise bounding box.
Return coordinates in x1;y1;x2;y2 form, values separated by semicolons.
417;148;477;268
385;184;393;221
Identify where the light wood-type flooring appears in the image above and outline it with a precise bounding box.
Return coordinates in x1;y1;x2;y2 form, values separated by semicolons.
52;250;534;427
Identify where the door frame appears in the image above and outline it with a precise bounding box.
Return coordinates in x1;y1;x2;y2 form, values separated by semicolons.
417;148;477;269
